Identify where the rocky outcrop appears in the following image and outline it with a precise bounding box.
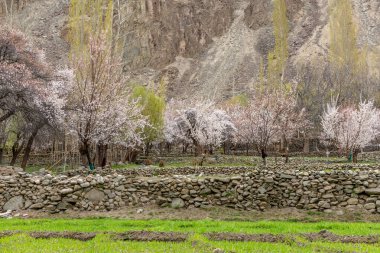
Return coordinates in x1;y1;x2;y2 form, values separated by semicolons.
1;166;380;214
1;0;379;100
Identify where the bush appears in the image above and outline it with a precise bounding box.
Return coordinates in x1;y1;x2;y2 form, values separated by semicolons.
144;159;153;166
158;160;165;167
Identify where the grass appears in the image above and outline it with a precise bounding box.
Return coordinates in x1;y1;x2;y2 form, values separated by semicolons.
2;219;380;235
1;219;380;252
0;234;379;253
14;153;377;172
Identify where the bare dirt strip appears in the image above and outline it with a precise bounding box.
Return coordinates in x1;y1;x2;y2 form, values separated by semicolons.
0;230;378;244
204;232;288;243
111;231;189;242
29;231;97;241
302;230;380;244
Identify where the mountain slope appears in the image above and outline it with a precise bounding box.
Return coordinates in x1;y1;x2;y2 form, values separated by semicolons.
1;0;379;101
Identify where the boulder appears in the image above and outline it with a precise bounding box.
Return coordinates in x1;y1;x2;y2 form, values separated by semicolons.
171;198;185;209
3;196;24;211
85;189;105;202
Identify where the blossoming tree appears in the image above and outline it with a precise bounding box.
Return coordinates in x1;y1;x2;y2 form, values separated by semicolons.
164;100;235;156
229;91;306;165
321;100;380;163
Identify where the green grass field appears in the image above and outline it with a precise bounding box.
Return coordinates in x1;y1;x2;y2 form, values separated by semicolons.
1;219;380;252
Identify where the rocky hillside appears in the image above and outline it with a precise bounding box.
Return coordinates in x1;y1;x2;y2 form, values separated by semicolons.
1;0;379;101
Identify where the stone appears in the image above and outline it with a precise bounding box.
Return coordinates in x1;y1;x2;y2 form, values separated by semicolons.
213;248;225;253
364;203;376;210
29;203;44;209
85;189;105;202
60;188;73;195
51;196;61;201
156;196;167;205
3;196;24;211
322;194;334;199
318;201;330;209
57;201;69;210
365;189;380;195
80;182;90;188
171;198;185;209
347;198;359;205
258;187;266;194
353;186;365;194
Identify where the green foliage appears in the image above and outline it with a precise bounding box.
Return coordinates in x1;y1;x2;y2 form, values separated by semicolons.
255;0;290;96
270;0;289;86
226;94;249;107
328;0;364;73
132;85;165;143
68;0;114;57
328;0;369;103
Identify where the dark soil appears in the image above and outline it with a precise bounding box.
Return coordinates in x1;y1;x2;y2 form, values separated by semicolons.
0;231;19;238
112;231;189;242
204;232;289;243
29;231;96;241
303;230;380;244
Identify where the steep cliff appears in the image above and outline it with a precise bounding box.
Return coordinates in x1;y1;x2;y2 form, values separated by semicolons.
1;0;379;101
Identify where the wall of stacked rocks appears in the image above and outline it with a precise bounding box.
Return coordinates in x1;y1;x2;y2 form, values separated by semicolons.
1;166;380;214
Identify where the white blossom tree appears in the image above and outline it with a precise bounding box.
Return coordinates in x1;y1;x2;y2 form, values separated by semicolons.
321;100;380;163
66;33;146;168
164;100;235;156
229;91;306;165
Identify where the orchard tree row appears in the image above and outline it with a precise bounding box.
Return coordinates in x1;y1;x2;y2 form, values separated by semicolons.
0;0;379;169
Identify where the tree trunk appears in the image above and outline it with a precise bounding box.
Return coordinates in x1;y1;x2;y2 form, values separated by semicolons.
352;149;359;163
284;139;289;164
145;142;151;156
166;143;171;154
261;148;268;166
125;147;138;163
0;110;14;123
303;136;310;153
0;148;3;165
10;138;24;166
195;144;203;157
96;142;108;168
80;141;94;170
21;127;40;169
182;142;189;154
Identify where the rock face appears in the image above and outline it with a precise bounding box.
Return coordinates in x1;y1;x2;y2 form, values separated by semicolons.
1;167;380;214
1;0;378;101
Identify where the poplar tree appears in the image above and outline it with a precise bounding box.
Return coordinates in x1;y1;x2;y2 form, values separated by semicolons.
132;85;165;156
261;0;289;89
328;0;368;103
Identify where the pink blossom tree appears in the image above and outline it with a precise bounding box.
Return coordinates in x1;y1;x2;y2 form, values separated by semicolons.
0;26;68;168
321;100;380;163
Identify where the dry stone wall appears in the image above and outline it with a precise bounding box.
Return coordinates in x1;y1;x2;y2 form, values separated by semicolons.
1;167;380;214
